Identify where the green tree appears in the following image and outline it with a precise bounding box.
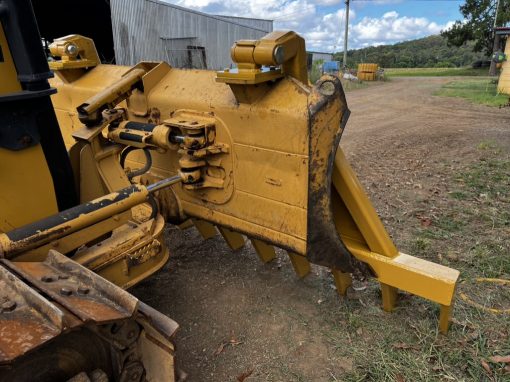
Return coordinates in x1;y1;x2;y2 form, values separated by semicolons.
442;0;510;55
309;59;324;84
332;35;487;68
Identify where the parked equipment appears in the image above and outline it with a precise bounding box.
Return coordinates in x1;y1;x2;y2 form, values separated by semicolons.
0;0;461;377
49;31;459;333
357;63;379;81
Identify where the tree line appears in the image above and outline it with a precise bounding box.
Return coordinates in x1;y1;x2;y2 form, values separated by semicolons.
332;35;489;68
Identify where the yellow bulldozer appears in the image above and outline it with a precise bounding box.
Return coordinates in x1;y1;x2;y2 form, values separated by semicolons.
0;0;459;380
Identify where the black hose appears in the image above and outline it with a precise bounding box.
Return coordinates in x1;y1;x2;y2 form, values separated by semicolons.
147;194;159;220
119;147;152;180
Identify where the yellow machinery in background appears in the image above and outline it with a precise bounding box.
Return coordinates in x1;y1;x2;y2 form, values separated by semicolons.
357;63;379;81
48;31;459;334
497;40;510;94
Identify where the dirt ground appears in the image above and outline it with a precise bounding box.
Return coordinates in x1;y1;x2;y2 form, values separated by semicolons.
133;77;510;381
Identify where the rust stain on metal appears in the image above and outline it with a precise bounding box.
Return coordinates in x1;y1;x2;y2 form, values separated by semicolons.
0;319;59;363
149;107;161;124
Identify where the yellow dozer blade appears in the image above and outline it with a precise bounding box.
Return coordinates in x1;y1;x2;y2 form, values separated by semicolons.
48;31;459;333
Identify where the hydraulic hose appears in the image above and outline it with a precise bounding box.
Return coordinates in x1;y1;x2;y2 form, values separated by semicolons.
120;147;152;180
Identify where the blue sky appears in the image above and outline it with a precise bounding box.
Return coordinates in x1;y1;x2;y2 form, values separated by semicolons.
169;0;465;51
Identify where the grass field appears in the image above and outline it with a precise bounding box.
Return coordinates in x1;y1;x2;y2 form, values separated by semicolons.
345;140;510;381
385;67;490;77
340;78;369;91
435;79;509;107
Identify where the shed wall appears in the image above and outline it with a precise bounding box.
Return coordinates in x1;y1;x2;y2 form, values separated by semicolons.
110;0;271;69
310;52;333;62
215;15;273;32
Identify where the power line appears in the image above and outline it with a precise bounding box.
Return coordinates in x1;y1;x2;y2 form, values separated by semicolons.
272;9;315;20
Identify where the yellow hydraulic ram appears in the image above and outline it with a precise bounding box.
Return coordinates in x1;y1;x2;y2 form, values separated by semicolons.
49;31;459;333
0;176;181;258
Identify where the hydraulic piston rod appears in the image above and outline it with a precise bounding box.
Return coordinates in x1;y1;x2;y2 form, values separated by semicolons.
146;175;182;193
0;175;181;258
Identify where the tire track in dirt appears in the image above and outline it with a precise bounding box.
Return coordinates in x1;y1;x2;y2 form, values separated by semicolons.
341;76;510;246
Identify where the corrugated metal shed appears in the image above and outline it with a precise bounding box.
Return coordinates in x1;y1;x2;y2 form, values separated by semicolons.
110;0;273;70
215;15;273;32
308;51;333;62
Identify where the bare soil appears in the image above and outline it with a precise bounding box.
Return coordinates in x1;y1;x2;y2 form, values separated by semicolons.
133;77;510;381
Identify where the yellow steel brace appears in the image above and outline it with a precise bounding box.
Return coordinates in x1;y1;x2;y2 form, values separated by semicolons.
332;148;460;333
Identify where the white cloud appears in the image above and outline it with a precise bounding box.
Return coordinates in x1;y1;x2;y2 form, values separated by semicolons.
351;11;451;44
173;0;317;23
298;8;355;51
164;0;453;52
313;0;343;6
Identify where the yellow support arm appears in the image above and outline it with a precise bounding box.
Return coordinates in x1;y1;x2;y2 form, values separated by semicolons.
332;148;459;333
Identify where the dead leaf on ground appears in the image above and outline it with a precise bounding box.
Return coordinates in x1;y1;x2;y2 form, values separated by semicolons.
230;338;243;346
489;355;510;363
420;217;432;227
481;359;494;380
504;365;510;374
230;331;243;346
237;368;254;382
395;374;405;382
214;342;227;356
214;332;244;356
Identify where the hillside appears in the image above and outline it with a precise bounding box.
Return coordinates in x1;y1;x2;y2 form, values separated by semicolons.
333;35;489;68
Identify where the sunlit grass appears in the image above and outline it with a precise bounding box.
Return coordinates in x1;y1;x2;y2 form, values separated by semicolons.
435;79;509;107
385;67;490;77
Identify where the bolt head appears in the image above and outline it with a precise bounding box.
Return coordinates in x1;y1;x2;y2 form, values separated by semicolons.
1;300;16;312
273;45;285;65
65;43;78;56
77;286;90;295
60;287;73;296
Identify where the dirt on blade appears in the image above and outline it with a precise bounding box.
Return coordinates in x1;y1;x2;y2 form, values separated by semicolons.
133;77;510;382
